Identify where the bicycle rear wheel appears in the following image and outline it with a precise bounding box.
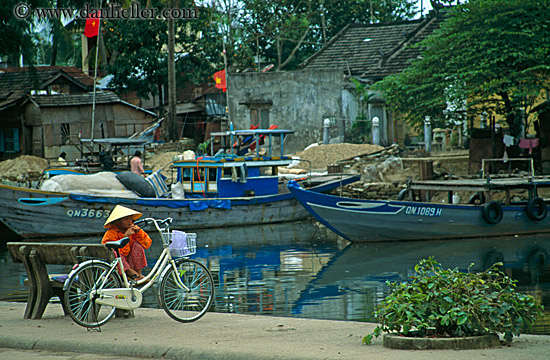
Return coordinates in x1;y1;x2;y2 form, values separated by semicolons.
64;261;122;328
159;258;214;322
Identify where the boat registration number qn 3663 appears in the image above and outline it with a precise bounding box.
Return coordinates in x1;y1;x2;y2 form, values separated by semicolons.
66;208;111;219
404;206;442;217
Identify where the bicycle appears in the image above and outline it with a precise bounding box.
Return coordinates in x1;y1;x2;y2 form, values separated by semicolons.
63;217;214;329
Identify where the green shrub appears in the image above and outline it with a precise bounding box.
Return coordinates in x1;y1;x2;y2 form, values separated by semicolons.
363;257;543;344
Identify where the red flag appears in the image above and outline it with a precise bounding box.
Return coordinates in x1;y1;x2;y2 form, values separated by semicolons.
84;11;100;38
213;70;226;92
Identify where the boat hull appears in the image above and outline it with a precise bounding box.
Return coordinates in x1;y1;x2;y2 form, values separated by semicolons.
288;181;550;242
0;176;359;239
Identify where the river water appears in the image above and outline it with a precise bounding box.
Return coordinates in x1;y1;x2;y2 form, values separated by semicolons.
1;220;549;330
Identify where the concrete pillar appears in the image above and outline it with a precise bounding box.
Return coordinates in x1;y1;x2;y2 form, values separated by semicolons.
424;116;432;153
323;118;331;144
372;117;380;145
480;111;487;129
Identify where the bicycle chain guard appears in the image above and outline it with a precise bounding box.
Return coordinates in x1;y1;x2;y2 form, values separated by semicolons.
94;288;143;309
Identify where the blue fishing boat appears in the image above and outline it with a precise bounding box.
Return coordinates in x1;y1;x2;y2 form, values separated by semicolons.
0;129;360;239
288;177;550;242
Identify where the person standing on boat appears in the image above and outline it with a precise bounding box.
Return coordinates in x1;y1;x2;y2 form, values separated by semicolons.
102;205;152;281
130;150;145;177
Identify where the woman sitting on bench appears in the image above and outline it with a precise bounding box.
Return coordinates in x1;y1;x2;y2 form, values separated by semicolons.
102;205;152;281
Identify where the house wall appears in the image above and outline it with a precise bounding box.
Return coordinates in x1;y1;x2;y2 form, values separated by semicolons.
227;69;344;154
22;103;155;161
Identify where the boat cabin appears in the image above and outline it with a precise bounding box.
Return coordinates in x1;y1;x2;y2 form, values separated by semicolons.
78;138;149;172
44;138;149;176
173;129;295;198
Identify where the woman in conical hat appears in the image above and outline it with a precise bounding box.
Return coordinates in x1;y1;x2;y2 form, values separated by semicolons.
102;205;152;280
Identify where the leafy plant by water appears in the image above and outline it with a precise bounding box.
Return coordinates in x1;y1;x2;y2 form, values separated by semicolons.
363;257;543;345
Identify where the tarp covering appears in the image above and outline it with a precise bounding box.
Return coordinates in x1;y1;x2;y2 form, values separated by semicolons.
41;172;126;192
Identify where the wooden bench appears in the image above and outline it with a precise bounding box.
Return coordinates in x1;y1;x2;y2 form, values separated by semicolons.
7;242;114;320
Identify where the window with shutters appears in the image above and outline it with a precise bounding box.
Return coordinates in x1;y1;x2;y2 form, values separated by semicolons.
0;128;20;153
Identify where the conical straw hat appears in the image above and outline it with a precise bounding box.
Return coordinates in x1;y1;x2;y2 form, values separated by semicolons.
104;205;142;228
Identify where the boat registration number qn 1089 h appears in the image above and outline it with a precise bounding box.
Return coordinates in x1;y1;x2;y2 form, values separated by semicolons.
404;206;442;217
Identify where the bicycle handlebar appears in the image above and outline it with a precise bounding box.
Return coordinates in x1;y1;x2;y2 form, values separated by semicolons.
134;217;173;230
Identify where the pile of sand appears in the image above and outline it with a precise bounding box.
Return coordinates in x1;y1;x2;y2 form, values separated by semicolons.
0;155;48;181
293;143;384;171
146;151;181;184
147;151;180;173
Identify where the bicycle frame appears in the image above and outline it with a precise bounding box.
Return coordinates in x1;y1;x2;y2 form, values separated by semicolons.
69;218;192;310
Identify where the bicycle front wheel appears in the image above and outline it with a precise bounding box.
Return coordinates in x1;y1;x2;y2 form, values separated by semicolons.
159;258;214;322
64;261;122;328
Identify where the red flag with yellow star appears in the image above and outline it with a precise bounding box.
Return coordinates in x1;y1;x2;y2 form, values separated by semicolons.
213;70;226;92
84;11;100;38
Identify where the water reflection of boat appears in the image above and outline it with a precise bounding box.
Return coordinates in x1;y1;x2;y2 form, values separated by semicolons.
291;236;550;321
143;220;344;315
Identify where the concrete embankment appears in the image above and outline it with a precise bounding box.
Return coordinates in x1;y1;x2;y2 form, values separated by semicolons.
0;301;548;359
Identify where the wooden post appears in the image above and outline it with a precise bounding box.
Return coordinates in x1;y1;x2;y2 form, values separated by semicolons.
419;160;434;202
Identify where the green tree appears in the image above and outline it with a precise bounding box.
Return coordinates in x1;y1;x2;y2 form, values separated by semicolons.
373;0;550;137
238;0;418;71
0;0;43;66
106;1;219;99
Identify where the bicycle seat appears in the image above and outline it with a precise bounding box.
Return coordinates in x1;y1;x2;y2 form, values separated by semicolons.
104;237;130;251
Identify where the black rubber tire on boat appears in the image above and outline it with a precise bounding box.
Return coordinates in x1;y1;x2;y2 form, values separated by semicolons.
468;193;485;205
482;201;503;224
525;197;547;221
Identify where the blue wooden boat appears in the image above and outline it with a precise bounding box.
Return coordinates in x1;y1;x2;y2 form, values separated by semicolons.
288;177;550;242
0;129;360;239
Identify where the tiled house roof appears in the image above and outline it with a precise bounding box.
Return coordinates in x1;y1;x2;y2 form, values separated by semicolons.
28;92;120;107
0;66;93;111
26;92;157;117
300;12;445;82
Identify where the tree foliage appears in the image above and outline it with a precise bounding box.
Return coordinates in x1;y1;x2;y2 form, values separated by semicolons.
0;0;43;66
236;0;418;71
105;0;221;99
373;0;550;136
105;0;419;94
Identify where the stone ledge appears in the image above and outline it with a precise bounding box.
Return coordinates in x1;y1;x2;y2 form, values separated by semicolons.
383;333;501;350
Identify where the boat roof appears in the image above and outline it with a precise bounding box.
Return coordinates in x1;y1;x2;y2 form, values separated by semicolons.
210;129;295;137
80;138;148;146
409;176;550;192
210;128;294;158
173;155;292;167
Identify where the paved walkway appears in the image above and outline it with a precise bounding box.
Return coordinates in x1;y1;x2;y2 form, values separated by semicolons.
1;301;549;359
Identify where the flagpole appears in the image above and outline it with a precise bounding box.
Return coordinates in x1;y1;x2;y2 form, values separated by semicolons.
222;36;232;154
90;8;101;156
